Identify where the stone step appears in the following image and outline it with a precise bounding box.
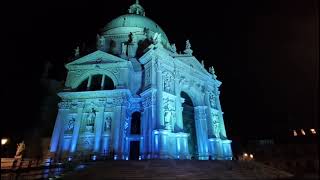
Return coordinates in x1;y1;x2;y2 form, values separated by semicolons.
62;160;294;179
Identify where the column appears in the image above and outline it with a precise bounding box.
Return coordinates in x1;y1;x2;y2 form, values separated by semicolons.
94;107;104;153
50;108;67;153
156;69;163;128
194;106;209;160
204;90;214;137
69;107;84;153
119;105;127;159
100;74;105;90
86;75;92;90
112;106;121;158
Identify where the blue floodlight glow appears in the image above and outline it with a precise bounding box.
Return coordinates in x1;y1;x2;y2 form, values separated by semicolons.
48;0;233;161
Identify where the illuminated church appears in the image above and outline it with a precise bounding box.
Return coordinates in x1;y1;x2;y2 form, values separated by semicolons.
49;1;232;160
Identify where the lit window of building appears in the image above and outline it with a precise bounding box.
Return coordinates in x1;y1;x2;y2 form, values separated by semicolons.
310;129;316;135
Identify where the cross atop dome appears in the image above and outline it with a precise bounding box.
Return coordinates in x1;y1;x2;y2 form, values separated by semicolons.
128;0;145;16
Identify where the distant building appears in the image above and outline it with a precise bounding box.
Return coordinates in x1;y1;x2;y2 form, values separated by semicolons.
49;1;232;160
242;129;318;177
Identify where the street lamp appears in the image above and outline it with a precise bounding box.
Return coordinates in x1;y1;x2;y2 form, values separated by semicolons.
1;138;8;145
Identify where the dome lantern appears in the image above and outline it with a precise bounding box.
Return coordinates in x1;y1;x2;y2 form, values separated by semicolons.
128;0;145;16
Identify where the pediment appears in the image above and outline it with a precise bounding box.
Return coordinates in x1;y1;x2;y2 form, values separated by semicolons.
175;56;209;75
66;50;126;69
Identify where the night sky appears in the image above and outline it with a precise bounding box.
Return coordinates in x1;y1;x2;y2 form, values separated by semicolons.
2;0;318;142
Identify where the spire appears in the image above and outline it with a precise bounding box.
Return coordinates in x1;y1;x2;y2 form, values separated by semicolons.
128;0;145;16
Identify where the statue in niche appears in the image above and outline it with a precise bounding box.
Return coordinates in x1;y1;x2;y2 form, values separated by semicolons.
74;46;80;57
15;141;25;159
164;111;172;130
85;108;96;133
104;116;112;132
163;98;175;130
212;115;220;138
209;94;215;108
66;117;75;132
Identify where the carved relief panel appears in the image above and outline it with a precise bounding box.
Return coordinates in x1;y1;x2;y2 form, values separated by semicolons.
211;111;220;139
163;96;176;131
162;71;174;94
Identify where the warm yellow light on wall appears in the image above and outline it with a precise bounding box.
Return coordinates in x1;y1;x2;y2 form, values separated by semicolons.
249;154;254;159
300;129;306;135
243;153;248;157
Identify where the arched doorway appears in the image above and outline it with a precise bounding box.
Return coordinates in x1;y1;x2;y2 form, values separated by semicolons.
129;112;141;160
181;91;198;159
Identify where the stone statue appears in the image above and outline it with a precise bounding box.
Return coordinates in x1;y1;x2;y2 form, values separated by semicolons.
201;60;205;67
97;35;105;48
104;116;112;131
74;46;80;57
86;108;96;132
152;32;162;45
164;111;172;130
183;40;193;55
121;43;127;56
212;118;220;139
128;32;135;43
209;66;217;79
143;27;151;39
67;117;75;131
171;43;177;53
15;141;25;158
163;98;175;130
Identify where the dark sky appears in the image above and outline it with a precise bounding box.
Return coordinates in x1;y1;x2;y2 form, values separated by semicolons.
2;0;318;140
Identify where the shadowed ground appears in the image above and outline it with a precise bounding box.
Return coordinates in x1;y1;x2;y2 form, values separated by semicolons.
62;160;294;180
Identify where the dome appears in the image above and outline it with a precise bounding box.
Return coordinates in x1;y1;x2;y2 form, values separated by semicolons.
102;14;169;45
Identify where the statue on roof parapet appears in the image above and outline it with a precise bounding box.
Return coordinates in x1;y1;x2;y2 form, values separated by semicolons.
96;34;105;50
209;66;217;79
171;43;177;54
152;32;162;46
183;40;193;55
74;46;80;57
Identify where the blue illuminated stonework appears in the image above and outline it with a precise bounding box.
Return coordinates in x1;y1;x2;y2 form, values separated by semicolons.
49;1;232;160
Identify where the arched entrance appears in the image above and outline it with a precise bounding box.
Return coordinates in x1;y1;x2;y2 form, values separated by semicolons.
129;112;141;160
181;91;198;159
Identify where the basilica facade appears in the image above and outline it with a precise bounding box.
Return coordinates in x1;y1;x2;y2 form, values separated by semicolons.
49;1;232;160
